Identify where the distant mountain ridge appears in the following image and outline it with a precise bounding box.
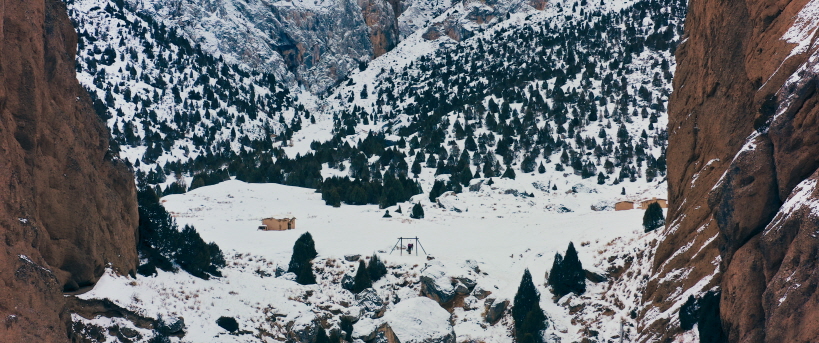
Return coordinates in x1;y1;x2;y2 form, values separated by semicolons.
126;0;542;94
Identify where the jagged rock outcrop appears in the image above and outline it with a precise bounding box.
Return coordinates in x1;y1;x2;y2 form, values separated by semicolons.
359;0;400;58
644;0;819;342
132;0;541;95
133;0;375;94
0;0;138;341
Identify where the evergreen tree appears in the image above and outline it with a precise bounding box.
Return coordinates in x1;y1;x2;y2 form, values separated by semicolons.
176;225;222;279
643;201;665;232
410;203;425;219
296;259;316;285
512;269;546;343
367;254;387;282
315;327;330;343
289;232;318;285
501;165;517;179
352;260;372;293
548;242;586;297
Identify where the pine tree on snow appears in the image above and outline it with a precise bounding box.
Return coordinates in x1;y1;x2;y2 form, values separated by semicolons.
643;201;665;232
513;269;547;343
410;203;425;219
548;242;586;297
289;232;318;285
367;254;387;282
352;260;372;293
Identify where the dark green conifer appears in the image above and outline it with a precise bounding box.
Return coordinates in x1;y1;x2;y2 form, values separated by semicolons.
410;203;425;219
367;254;387;282
512;269;546;343
643;201;665;232
352;260;372;293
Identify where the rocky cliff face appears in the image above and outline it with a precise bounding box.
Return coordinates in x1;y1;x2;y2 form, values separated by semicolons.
0;0;138;341
645;0;819;341
132;0;540;95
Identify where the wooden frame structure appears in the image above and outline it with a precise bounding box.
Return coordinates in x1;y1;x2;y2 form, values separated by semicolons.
389;237;428;256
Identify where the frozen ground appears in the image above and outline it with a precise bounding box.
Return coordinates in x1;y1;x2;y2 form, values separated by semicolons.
77;179;666;342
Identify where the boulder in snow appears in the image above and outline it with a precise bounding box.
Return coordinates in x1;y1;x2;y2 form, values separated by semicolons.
420;264;456;306
454;282;470;295
590;200;614;211
356;288;386;317
384;297;455;343
484;298;508;324
342;274;355;291
345;254;361;262
471;285;492;300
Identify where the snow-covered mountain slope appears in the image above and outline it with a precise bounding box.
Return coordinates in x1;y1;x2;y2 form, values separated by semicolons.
73;180;665;342
65;0;690;342
69;0;683;205
120;0;542;95
68;0;309;182
301;0;682;206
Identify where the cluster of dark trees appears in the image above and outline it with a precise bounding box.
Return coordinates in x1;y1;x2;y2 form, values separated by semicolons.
136;183;225;279
511;241;590;342
679;291;725;343
548;242;586;298
351;254;388;293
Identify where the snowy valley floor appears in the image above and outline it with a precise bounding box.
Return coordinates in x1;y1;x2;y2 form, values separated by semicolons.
75;179;666;342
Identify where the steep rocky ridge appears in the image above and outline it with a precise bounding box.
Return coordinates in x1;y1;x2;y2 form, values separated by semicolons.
645;0;819;342
131;0;540;95
0;0;138;341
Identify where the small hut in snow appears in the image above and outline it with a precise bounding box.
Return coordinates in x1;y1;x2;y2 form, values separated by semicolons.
259;216;296;231
614;201;636;211
638;197;668;210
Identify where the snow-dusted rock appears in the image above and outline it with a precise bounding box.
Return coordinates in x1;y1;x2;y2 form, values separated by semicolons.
454;282;470;295
384;297;455;343
484;298;508;324
591;200;614;211
471;285;492;300
571;183;597;194
345;254;362;262
356;288;386;317
342;274;356;291
420;264;456;305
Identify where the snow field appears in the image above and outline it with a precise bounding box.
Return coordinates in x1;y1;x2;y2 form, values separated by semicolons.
80;179;665;342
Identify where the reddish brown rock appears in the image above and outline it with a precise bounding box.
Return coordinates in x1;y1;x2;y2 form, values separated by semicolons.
649;0;819;341
0;0;138;341
359;0;400;58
